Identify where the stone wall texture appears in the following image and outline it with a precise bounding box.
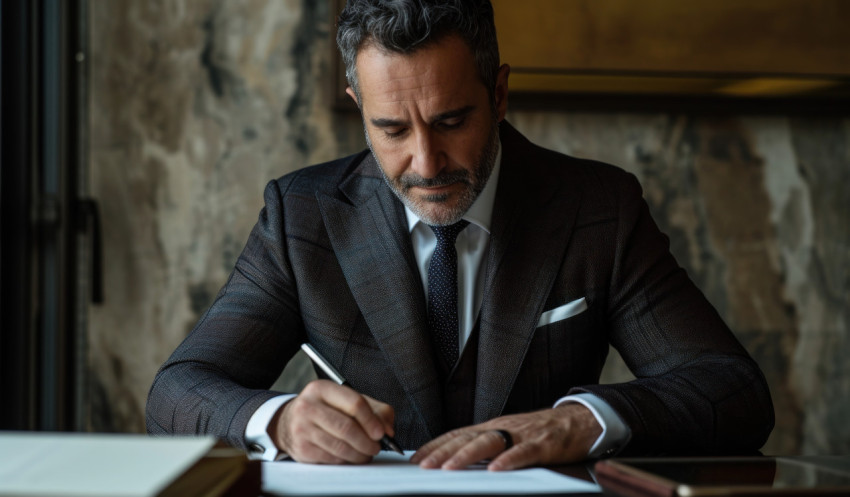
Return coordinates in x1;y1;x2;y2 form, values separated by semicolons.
88;0;849;456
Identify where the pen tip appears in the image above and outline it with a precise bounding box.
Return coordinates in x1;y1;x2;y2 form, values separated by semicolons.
382;436;404;455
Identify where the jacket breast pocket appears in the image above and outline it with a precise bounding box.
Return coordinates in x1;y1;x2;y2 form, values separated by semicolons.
537;297;588;328
506;301;597;413
540;300;608;394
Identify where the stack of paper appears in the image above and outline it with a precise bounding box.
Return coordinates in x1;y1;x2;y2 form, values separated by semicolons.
0;432;254;497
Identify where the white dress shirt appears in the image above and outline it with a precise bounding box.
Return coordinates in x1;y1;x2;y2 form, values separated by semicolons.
245;141;630;460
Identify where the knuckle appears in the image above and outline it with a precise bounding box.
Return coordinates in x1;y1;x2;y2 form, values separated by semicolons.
448;428;468;438
303;379;335;398
329;437;351;456
288;420;307;437
289;398;310;416
488;431;505;446
342;423;363;441
439;428;468;444
302;380;321;395
291;439;312;459
512;442;539;461
289;402;317;424
453;444;480;461
330;414;358;438
375;403;394;419
350;396;371;415
514;441;537;456
286;416;310;441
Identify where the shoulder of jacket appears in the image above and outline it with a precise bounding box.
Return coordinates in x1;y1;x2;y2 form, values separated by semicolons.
268;149;372;198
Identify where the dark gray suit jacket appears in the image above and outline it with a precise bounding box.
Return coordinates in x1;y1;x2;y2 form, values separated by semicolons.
146;122;774;455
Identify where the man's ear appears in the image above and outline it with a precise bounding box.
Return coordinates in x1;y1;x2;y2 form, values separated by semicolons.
494;64;510;122
345;87;360;109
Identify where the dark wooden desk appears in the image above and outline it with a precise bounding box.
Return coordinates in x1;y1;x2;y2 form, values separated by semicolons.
593;456;850;497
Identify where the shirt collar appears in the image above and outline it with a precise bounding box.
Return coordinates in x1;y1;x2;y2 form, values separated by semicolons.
404;140;501;235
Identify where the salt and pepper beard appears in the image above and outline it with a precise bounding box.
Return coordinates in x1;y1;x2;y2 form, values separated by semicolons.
366;119;500;227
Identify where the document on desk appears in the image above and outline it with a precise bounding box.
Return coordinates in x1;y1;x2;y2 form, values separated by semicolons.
263;451;601;495
0;431;217;497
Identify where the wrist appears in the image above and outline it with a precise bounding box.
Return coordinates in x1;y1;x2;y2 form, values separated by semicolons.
270;399;292;453
244;394;295;461
556;402;602;446
559;394;630;458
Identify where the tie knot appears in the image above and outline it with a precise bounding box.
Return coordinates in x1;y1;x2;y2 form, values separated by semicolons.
429;220;469;245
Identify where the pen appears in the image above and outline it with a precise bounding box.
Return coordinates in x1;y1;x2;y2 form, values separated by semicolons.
300;343;404;455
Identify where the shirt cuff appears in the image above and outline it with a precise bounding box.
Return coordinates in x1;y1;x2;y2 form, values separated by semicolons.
555;392;631;458
244;394;296;461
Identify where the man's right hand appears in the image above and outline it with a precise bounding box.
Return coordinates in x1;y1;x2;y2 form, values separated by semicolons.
269;379;396;464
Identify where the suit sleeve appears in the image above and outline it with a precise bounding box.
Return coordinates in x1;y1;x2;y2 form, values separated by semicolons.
569;172;775;456
145;179;305;450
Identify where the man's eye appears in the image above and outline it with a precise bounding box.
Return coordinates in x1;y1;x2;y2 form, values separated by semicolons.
384;128;407;139
439;118;465;130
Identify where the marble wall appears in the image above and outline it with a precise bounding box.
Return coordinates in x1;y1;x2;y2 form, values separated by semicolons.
87;0;849;456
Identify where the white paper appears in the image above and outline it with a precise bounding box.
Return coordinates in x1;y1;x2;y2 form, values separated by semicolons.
0;432;217;497
262;451;600;495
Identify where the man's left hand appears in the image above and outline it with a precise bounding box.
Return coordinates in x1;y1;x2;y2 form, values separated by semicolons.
410;403;602;471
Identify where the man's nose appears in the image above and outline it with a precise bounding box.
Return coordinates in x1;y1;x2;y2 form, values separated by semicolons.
410;130;444;178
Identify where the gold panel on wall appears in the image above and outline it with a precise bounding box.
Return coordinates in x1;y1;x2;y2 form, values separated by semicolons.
492;0;850;98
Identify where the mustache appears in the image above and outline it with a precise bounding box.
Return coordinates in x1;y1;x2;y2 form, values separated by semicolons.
399;169;471;190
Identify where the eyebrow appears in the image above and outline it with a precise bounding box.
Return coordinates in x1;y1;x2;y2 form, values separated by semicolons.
369;105;476;128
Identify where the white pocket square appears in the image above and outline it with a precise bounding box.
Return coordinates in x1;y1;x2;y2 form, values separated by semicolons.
537;297;588;328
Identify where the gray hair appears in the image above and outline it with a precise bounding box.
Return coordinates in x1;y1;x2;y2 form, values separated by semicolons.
337;0;500;101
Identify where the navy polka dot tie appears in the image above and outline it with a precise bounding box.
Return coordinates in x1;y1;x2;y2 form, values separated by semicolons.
427;220;469;366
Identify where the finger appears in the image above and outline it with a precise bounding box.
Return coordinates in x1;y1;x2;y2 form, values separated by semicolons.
441;431;508;470
487;442;538;471
410;430;461;464
411;428;476;463
363;395;396;437
288;440;349;465
318;384;388;442
309;399;383;456
410;434;449;464
308;421;377;464
413;430;479;469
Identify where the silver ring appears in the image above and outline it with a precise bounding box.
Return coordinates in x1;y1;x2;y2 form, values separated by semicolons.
493;429;513;450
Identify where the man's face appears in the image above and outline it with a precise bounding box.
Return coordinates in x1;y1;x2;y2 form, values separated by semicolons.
348;35;509;226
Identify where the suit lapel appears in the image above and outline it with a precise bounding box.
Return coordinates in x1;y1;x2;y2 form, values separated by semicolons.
317;154;444;439
474;123;583;423
315;124;584;430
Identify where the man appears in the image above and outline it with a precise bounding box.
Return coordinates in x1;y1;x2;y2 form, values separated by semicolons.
146;0;774;471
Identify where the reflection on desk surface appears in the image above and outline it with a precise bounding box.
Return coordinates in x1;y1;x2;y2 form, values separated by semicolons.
774;456;850;488
595;455;850;497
